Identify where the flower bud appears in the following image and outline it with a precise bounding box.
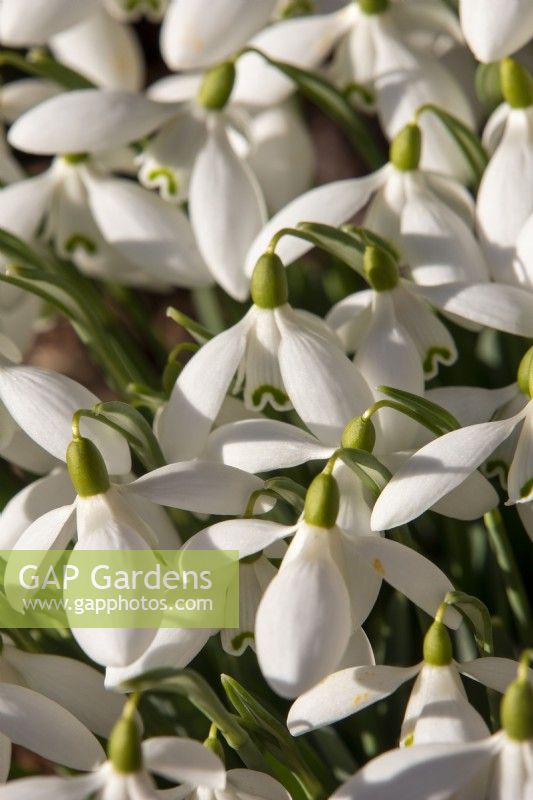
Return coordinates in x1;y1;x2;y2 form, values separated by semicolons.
62;153;89;164
423;620;453;666
501;678;533;741
390;123;422;171
364;245;399;292
500;58;533;109
304;473;340;529
358;0;388;14
341;415;376;452
250;252;289;309
108;715;142;773
197;62;236;110
517;346;533;398
66;436;110;497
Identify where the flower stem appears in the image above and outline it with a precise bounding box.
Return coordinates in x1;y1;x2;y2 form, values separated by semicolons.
484;509;533;646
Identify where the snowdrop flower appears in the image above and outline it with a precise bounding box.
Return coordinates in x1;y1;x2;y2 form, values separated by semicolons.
327;244;533;409
0;700;229;800
459;0;533;62
247;123;486;289
371;348;533;532
477;59;533;289
157;251;375;462
0;641;107;775
289;612;524;744
143;70;315;213
2;94;211;287
178;766;291;800
328;0;474;179
185;471;460;697
329;652;533;800
0;0;158;90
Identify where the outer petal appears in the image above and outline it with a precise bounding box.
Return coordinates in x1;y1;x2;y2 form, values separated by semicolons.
288;663;420;735
459;0;533;61
126;461;270;516
50;8;144;92
0;683;104;770
160;0;277;70
354;536;461;628
105;627;211;688
85;173;211;287
255;526;352;698
413;281;533;337
430;470;499;521
0;366;131;474
204;419;332;471
157;314;252;462
245;167;389;275
276;306;374;446
0;772;103;800
3;647;125;737
233;9;353;108
0;470;73;550
189;118;267;300
183;519;291;560
143;737;225;789
425;384;519;428
0;0;92;44
507;406;533;503
459;657;530;694
247;102;315;214
227;769;290;800
370;412;525;530
8;90;177;155
330;740;493;800
0;171;55;244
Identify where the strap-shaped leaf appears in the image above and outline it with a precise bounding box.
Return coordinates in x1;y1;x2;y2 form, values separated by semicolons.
0;49;94;89
377;385;460;432
91;401;166;470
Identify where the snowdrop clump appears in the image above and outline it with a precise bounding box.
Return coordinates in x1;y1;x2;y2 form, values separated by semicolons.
0;1;530;798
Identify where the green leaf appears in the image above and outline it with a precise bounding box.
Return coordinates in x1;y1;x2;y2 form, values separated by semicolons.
417;103;488;188
0;49;94;89
377;385;460;432
90;401;166;471
475;62;503;115
244;47;386;171
166;306;213;343
295;223;366;275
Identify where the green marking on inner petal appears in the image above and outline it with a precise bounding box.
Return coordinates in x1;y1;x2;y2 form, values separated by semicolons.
65;234;97;254
147;167;178;196
251;384;289;408
520;477;533;499
231;631;254;651
403;733;414;747
423;347;452;375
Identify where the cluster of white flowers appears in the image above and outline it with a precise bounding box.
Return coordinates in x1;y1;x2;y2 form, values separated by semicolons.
0;0;531;798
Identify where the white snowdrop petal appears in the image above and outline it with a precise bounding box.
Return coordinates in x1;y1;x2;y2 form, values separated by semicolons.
0;366;131;474
204;419;332;471
8;90;177;155
50;8;144;92
127;461;267;516
425;385;519;428
245;167;389;276
0;683;104;770
0;772;103;800
184;519;291;560
354;536;461;628
371;413;526;530
0;0;92;44
459;657;531;694
85;173;212;286
459;0;533;61
160;0;277;70
330;740;493;800
507;407;533;503
189;119;267;301
288;663;420;735
143;737;226;788
276;307;374;446
430;469;499;521
3;648;125;738
157;314;252;462
227;768;290;800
